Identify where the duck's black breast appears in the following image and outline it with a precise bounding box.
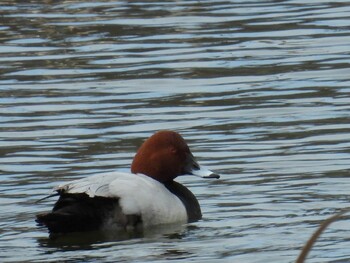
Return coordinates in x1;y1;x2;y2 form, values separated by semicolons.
164;181;202;222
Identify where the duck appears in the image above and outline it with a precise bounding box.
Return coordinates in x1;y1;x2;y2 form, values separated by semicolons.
36;130;219;235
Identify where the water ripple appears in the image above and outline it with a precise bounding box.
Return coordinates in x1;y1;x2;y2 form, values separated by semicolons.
1;0;350;262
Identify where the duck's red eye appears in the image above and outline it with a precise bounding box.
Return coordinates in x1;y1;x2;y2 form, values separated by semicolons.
170;147;177;154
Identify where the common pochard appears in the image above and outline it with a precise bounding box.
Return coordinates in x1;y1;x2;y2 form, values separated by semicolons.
36;130;219;235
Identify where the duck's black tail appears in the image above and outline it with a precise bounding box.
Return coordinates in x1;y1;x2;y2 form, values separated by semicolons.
36;193;119;234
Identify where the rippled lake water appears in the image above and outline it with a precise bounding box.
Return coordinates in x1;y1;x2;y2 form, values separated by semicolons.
1;1;350;262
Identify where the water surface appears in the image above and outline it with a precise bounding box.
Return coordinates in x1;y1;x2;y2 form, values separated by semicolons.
1;0;350;262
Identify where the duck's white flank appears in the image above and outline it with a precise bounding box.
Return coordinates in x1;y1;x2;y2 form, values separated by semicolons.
56;172;188;226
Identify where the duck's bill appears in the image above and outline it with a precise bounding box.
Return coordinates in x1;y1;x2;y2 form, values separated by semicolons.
191;166;220;179
184;152;220;179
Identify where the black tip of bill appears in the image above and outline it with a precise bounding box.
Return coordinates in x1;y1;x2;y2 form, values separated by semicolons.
202;173;220;179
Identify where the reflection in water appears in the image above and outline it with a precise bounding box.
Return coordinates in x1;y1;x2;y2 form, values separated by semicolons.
1;0;350;262
37;222;187;250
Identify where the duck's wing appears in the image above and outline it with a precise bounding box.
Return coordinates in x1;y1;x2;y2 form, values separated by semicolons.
55;171;132;197
36;172;141;234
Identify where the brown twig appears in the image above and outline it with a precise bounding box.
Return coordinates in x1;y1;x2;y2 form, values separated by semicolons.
296;208;350;263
